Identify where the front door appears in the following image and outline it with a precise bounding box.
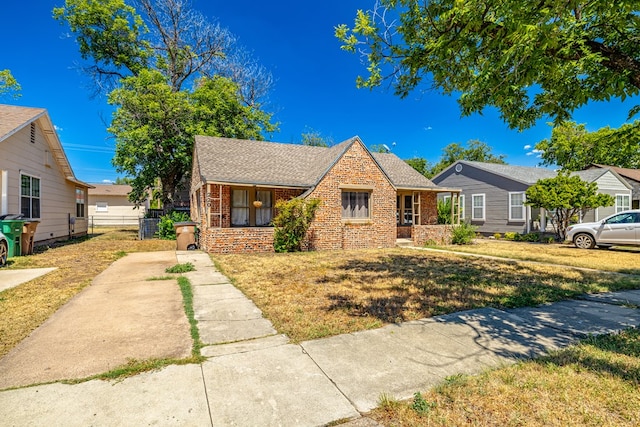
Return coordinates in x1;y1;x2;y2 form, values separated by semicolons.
396;193;413;238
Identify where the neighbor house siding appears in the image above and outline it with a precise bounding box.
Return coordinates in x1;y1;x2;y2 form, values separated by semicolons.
581;171;631;222
0;122;88;242
307;140;396;250
433;165;531;234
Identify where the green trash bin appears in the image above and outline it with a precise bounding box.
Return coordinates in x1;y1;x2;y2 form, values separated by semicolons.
0;219;25;258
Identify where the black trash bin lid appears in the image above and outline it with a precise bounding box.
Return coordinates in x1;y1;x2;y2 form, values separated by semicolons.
0;213;24;220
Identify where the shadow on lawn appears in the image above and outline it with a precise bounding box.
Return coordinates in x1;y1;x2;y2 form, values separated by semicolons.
533;328;640;385
323;253;640;325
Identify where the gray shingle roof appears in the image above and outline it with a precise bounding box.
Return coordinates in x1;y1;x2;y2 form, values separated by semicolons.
194;135;440;190
0;104;45;141
458;161;557;184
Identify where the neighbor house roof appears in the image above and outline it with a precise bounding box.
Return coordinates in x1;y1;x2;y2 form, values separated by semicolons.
0;104;92;189
441;160;557;185
88;184;133;197
590;164;640;183
194;135;442;190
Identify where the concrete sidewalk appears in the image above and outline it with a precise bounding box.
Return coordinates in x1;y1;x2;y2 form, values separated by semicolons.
1;251;640;426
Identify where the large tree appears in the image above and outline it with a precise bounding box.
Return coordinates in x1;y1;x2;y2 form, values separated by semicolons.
109;71;274;206
336;1;640;130
429;140;505;177
536;121;640;170
525;173;614;240
55;0;275;209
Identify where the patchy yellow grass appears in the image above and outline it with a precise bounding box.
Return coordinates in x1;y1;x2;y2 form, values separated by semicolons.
213;248;640;342
0;228;175;358
438;240;640;274
370;328;640;426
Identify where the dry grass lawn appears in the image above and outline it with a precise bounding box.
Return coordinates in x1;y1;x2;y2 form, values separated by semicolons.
213;247;640;343
0;228;174;358
371;328;640;426
438;240;640;274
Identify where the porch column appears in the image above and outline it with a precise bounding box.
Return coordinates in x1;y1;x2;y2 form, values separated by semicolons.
456;191;461;224
526;205;531;233
450;192;455;224
540;208;547;232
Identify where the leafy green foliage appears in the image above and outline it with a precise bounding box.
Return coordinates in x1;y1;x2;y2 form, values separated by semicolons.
451;222;477;245
526;173;614;240
55;0;276;210
166;262;195;273
404;157;430;176
429;140;506;177
109;71;275;208
536;121;640;170
0;69;21;99
300;127;333;147
437;198;452;224
156;211;190;240
273;198;321;253
337;1;640;129
411;392;436;416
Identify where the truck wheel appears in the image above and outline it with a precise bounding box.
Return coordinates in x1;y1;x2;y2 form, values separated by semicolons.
573;233;595;249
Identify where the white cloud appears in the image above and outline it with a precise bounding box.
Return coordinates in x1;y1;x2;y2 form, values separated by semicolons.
526;152;534;156
101;179;113;184
54;124;63;132
523;144;531;150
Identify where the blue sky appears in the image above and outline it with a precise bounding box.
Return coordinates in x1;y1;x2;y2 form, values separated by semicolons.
2;1;637;183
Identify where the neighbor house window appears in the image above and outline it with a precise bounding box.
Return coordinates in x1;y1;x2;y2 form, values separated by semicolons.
615;194;631;213
231;188;273;226
96;201;108;212
20;174;40;219
342;191;370;219
471;194;485;221
509;192;525;221
76;188;85;218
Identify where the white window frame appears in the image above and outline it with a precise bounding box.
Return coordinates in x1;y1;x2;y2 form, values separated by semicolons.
20;173;41;219
615;194;631;213
96;201;108;212
509;192;526;221
459;195;465;221
471;194;485;221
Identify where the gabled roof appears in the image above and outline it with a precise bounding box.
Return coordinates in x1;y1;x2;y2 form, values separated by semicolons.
436;160;556;185
435;160;632;189
590;163;640;183
194;135;441;190
88;184;133;196
0;104;92;189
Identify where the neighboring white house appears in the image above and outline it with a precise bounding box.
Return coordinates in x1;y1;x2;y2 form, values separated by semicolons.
88;184;148;226
0;104;92;244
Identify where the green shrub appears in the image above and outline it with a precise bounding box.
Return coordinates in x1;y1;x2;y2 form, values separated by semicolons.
503;231;518;241
437;198;452;224
451;222;477;245
493;233;502;240
156;211;191;240
273;198;321;252
522;232;540;242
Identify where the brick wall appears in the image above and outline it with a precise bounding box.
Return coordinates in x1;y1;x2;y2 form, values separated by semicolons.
412;224;453;245
307;140;397;250
418;191;438;225
200;227;275;253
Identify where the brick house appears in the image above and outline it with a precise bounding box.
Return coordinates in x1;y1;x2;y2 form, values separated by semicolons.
190;136;459;253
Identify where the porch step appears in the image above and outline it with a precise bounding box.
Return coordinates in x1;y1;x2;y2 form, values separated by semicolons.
395;238;413;247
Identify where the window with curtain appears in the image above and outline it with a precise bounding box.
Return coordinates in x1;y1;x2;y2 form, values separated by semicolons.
509;192;525;221
20;174;40;219
255;190;272;226
342;191;370;219
231;189;249;226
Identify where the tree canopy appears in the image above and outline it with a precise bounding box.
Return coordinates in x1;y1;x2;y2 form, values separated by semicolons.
536;121;640;170
0;69;21;99
300;127;333;147
429;140;505;177
55;0;276;209
525;173;614;240
336;1;640;130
